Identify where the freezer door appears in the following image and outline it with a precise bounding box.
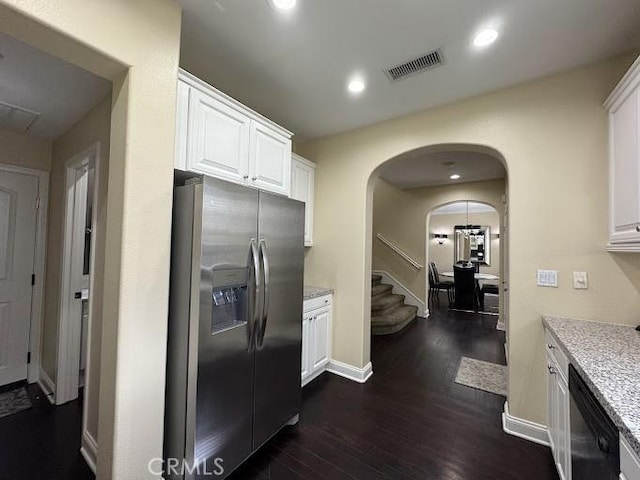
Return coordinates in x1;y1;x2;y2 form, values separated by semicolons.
253;192;304;449
194;177;259;477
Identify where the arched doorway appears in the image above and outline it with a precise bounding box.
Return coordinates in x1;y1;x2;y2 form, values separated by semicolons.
367;143;509;347
426;200;506;328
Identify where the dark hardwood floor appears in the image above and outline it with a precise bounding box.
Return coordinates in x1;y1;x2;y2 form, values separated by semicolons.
0;384;94;480
231;304;558;480
0;301;557;480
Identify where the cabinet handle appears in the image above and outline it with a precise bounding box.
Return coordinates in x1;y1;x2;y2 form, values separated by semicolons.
252;176;257;181
547;364;556;375
243;174;249;179
547;343;555;349
636;225;640;232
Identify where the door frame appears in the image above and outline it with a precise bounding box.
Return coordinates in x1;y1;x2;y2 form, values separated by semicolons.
0;162;49;385
55;143;100;405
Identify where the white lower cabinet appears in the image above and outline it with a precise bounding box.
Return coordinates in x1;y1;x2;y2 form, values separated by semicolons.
546;334;571;480
301;294;332;386
621;436;640;480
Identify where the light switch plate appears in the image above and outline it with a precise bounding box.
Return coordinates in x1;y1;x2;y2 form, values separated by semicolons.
573;271;588;289
537;269;558;287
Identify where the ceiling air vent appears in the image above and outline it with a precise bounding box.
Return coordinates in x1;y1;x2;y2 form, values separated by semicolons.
0;101;41;134
384;49;444;82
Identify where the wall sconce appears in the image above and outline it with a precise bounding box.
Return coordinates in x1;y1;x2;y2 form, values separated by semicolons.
434;234;448;245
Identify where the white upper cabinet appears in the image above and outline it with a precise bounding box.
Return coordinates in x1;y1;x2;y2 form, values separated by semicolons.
175;69;292;197
189;88;251;185
290;154;315;246
250;121;291;196
605;56;640;251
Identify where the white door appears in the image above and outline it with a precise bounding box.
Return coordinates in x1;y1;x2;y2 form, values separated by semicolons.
249;122;291;196
71;166;91;379
188;89;251;185
502;196;509;331
57;161;93;404
0;171;38;386
311;308;330;371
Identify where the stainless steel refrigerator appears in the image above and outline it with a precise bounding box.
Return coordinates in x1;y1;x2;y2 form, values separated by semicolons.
164;174;304;479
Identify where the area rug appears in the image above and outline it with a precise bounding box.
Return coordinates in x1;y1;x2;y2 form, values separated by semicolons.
454;357;507;396
0;387;32;419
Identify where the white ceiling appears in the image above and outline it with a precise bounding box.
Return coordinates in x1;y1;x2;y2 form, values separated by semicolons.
0;33;111;140
432;202;496;216
379;150;506;189
179;0;640;141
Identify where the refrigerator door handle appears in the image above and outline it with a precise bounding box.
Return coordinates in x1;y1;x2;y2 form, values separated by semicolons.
258;239;270;347
249;238;261;351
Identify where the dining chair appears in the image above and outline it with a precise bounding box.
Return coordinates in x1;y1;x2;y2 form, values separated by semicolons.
428;262;454;307
453;264;478;311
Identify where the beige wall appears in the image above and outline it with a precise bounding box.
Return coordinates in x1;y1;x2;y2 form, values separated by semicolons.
299;53;640;427
43;93;111;447
429;210;501;277
0;1;182;478
0;128;51;171
373;178;505;306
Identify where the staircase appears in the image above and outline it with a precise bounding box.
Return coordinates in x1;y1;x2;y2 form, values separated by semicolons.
371;274;418;335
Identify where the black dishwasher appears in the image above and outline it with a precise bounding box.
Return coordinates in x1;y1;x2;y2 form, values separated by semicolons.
569;365;619;480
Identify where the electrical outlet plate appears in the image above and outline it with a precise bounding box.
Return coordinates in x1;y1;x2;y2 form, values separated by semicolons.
573;271;588;290
537;269;558;287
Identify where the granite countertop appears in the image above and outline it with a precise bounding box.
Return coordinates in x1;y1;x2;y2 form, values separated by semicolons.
303;286;334;300
542;315;640;456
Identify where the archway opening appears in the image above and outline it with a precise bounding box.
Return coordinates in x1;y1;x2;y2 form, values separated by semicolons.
426;201;503;321
366;142;510;415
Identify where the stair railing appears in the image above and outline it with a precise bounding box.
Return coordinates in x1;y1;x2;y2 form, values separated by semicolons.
376;233;423;270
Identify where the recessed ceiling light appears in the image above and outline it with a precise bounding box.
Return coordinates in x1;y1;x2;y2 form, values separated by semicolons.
473;29;499;48
450;174;461;180
347;79;366;94
268;0;297;10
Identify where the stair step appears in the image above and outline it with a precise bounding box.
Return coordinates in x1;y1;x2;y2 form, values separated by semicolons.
371;293;405;313
371;274;382;286
371;305;418;335
371;283;392;298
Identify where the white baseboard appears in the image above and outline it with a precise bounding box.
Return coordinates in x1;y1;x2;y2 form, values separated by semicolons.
372;270;427;317
81;430;98;474
502;401;549;447
497;317;506;331
326;360;373;384
37;369;56;405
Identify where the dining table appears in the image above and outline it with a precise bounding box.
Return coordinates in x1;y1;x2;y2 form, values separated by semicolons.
440;272;499;281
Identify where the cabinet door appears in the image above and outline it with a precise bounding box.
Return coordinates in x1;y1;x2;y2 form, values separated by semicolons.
174;79;190;170
556;374;571;480
547;354;558;453
621;436;640;480
311;308;331;371
291;157;315;246
188;89;250;184
610;88;640;244
301;313;312;384
249;122;291;196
